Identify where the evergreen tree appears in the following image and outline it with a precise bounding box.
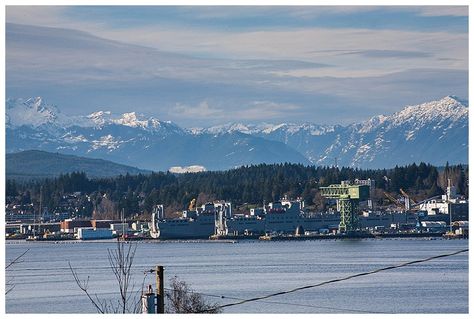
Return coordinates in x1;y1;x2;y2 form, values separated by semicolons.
427;182;443;198
8;162;468;214
6;179;17;197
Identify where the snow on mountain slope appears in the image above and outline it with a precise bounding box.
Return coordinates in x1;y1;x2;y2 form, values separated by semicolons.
388;95;467;127
6;97;185;134
6;97;310;171
196;96;467;168
323;96;468;167
6;97;59;128
195;122;337;137
5;96;468;170
86;111;113;127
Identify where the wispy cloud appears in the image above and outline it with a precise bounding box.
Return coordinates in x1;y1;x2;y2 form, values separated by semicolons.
417;6;467;17
5;6;469;128
5;6;468;72
240;101;303;121
169;100;303;123
174;6;382;21
172;101;224;119
11;6;465;31
79;25;467;82
340;49;432;59
6;6;66;25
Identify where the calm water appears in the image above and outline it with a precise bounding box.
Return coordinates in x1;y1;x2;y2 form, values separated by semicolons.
5;238;468;314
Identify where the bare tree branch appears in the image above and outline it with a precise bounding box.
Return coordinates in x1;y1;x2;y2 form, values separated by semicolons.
107;241;138;313
69;240;142;314
166;276;221;313
68;261;105;314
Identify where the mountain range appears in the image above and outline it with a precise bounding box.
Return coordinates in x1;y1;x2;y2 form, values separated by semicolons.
6;96;468;171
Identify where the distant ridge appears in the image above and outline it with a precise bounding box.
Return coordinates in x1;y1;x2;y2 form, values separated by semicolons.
6;96;468;170
6;150;151;180
196;96;468;168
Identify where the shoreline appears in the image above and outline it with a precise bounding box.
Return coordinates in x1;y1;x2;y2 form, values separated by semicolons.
5;233;467;245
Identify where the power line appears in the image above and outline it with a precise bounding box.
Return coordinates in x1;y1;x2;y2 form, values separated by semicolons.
5;249;30;269
178;289;384;314
201;248;468;312
6;264;155;272
6;248;469;313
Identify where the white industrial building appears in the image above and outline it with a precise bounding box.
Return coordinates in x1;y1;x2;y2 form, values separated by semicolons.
418;180;468;219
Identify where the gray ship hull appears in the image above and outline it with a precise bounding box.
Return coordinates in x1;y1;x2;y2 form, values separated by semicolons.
153;215;215;239
224;212;418;235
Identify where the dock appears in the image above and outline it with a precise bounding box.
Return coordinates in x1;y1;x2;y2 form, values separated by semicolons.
258;232;445;241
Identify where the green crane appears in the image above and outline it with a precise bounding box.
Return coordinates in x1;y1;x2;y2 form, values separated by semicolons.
320;182;370;233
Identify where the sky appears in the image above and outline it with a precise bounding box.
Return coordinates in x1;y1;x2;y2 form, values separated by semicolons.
5;5;469;127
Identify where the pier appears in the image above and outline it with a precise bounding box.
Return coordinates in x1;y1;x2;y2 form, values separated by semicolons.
259;232;445;241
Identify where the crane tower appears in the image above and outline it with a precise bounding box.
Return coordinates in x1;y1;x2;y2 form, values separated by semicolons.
320;182;370;233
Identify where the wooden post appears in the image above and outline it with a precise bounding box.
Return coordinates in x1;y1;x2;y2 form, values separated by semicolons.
156;265;164;313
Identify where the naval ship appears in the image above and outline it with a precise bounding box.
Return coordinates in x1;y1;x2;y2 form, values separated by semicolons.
150;200;231;239
150;197;418;239
216;200;338;236
215;199;418;236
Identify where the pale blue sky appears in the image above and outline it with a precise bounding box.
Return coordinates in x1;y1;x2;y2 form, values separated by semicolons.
5;5;468;127
62;6;468;32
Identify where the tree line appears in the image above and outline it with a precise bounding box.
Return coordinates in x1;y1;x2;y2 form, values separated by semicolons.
5;162;468;219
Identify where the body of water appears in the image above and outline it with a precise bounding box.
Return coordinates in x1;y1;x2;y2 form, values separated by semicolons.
5;238;468;313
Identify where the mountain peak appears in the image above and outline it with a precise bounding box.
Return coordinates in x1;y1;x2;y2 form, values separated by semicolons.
395;95;467;118
116;111;141;127
197;122;337;136
6;95;468;170
114;111;165;130
87;110;112;118
86;110;113;127
6;96;59;128
26;96;43;110
390;96;467;126
445;95;468;106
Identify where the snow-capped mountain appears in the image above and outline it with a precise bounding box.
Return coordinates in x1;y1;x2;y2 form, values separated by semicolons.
6;96;468;171
6;97;310;171
340;95;468;168
6;97;60;128
195;96;468;168
193;122;337;137
6;97;184;134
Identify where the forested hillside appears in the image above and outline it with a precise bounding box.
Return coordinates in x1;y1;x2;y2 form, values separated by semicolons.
6;150;150;179
6;162;468;219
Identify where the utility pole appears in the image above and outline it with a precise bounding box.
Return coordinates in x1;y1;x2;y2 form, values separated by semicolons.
156;266;164;313
142;265;165;314
39;186;43;235
447;179;452;233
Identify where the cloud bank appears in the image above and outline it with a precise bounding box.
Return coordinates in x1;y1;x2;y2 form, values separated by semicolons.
5;6;468;127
